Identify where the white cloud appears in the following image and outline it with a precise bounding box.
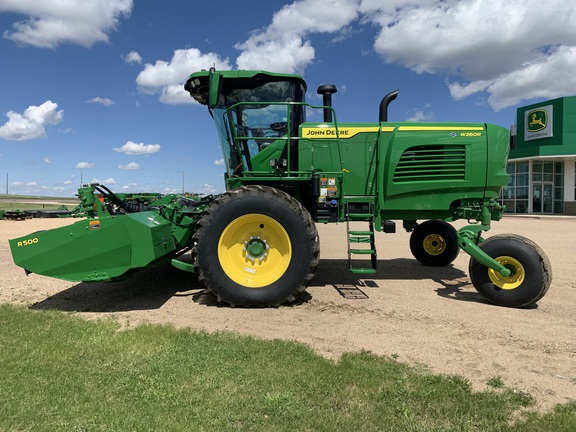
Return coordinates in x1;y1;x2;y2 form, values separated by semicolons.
118;162;140;170
365;0;576;109
26;181;37;186
236;36;315;74
480;46;576;110
0;101;64;141
128;0;576;111
124;50;142;64
64;180;73;185
214;159;224;166
405;107;435;122
121;182;138;190
163;187;181;194
42;156;51;164
448;80;493;101
1;0;133;48
113;141;160;155
235;0;360;73
91;178;118;186
87;97;115;106
201;183;217;195
136;48;230;104
159;84;198;105
270;0;360;35
75;162;95;169
135;1;357;102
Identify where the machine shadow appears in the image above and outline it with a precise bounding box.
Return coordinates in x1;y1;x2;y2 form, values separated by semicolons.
31;257;486;313
312;258;488;305
31;262;207;313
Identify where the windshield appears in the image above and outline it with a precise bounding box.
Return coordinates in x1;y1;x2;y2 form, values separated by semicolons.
213;80;305;175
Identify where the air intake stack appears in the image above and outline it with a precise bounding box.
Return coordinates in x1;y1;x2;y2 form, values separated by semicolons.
317;84;337;123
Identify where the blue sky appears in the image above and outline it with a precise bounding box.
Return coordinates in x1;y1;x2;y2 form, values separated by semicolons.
1;0;575;197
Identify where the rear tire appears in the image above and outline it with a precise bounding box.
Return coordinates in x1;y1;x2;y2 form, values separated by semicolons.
192;185;319;307
468;234;552;307
409;220;459;266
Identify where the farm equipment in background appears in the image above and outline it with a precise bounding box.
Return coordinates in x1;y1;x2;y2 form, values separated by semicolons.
9;69;552;308
2;209;32;221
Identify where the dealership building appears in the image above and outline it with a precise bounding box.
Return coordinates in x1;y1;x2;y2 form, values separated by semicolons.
502;96;576;215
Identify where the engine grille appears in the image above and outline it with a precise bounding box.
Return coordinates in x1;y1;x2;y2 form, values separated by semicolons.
393;145;466;182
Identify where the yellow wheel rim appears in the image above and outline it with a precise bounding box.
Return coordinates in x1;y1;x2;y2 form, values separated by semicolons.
488;256;525;290
423;234;446;256
218;214;291;288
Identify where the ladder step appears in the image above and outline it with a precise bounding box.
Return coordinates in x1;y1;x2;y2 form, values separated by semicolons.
347;213;372;221
349;236;372;244
346;213;377;275
350;268;377;275
350;248;376;255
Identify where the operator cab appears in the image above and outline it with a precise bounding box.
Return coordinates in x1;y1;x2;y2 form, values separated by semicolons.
185;69;307;177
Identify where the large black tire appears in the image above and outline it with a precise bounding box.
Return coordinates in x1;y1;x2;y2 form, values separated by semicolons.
468;234;552;308
192;185;320;307
409;220;459;266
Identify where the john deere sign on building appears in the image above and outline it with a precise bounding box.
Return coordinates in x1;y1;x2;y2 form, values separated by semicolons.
504;96;576;215
524;105;553;141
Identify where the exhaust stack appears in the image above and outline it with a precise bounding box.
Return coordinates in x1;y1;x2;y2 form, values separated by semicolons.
379;89;399;122
317;84;337;123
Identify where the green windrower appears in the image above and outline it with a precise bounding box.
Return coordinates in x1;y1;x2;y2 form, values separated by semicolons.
9;69;552;308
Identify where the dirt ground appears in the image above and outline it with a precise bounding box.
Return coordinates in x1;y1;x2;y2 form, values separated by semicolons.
1;216;575;411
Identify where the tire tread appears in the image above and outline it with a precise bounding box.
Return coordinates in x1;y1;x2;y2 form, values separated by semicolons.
192;185;319;307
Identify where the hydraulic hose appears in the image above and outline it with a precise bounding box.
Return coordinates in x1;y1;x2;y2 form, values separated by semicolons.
94;184;150;213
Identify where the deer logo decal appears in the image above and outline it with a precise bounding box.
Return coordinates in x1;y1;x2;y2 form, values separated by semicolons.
527;109;548;132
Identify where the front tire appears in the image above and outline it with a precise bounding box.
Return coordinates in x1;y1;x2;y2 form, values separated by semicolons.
409;220;459;266
192;186;319;307
468;234;552;307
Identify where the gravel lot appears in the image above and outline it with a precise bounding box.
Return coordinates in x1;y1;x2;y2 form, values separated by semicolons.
1;215;575;410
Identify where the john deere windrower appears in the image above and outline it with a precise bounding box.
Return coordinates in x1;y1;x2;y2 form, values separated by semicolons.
9;69;552;307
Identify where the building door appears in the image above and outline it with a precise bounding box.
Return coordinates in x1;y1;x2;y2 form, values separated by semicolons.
532;181;553;213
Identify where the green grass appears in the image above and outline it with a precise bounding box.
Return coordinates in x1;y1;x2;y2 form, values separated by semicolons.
0;305;574;431
0;194;77;200
0;195;79;212
0;202;67;211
